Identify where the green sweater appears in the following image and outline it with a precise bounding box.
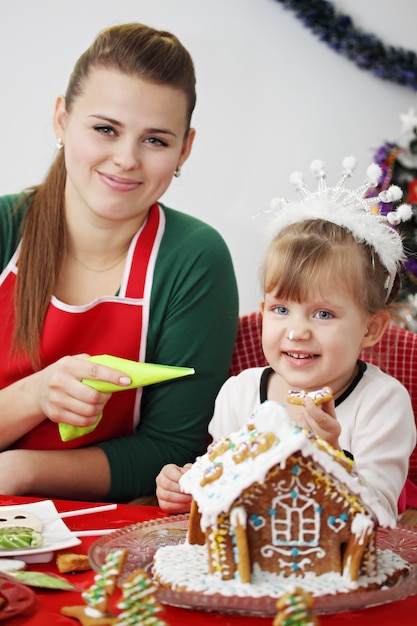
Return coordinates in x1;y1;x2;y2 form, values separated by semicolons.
0;194;239;501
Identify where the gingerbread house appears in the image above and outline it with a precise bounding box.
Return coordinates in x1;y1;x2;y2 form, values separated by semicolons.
180;401;395;584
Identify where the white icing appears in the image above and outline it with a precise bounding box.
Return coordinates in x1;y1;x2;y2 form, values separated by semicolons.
84;607;110;618
351;513;374;545
230;506;247;528
153;542;408;598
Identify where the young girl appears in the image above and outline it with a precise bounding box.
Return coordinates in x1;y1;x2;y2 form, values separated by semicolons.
156;158;416;521
0;23;238;502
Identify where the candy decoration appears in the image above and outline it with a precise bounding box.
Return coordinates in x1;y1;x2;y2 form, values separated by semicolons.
0;527;43;550
273;587;319;625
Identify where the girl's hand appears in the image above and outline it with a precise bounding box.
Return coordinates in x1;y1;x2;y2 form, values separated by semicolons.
156;463;193;513
295;390;341;449
36;354;131;427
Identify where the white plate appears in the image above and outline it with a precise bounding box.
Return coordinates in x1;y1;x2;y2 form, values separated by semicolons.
0;500;81;563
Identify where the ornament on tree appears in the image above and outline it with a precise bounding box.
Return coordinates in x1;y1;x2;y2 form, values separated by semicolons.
370;105;417;312
273;587;319;625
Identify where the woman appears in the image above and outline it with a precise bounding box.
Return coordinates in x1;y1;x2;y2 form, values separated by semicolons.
0;23;239;502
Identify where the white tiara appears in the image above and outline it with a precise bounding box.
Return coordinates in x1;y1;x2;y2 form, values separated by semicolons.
269;157;412;283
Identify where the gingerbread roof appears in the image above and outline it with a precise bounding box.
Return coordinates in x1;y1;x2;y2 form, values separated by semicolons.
179;401;395;532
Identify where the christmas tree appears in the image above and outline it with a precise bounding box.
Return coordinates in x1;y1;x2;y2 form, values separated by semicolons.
115;568;168;626
82;548;127;614
61;548;127;625
370;107;417;323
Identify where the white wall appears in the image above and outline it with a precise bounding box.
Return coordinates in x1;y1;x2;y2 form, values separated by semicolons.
1;0;416;312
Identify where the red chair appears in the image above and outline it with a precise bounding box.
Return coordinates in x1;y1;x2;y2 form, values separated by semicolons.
229;311;417;487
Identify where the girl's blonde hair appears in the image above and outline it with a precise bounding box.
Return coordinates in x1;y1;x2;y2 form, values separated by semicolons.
14;23;196;365
261;220;398;315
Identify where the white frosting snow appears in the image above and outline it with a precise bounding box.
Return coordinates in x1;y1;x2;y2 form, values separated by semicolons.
153;542;408;597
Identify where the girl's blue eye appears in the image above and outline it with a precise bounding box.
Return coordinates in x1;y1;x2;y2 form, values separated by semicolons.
273;306;289;316
315;310;333;320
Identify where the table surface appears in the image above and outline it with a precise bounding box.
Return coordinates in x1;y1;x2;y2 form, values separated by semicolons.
0;495;416;626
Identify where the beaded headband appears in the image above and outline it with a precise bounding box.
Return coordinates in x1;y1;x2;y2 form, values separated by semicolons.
269;157;412;296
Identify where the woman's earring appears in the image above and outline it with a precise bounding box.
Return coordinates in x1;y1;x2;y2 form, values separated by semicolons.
174;165;181;178
56;137;63;150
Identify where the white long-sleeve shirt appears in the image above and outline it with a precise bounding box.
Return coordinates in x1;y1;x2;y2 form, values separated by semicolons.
209;362;416;521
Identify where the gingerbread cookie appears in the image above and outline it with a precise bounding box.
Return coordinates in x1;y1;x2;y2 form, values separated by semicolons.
287;387;333;406
61;548;127;625
116;567;168;625
57;552;91;573
274;587;319;625
200;462;223;486
60;605;117;626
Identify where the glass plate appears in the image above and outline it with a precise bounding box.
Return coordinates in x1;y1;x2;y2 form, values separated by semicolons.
89;516;417;616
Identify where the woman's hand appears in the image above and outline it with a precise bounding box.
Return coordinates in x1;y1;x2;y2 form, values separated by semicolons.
156;463;193;513
36;354;131;427
0;353;131;450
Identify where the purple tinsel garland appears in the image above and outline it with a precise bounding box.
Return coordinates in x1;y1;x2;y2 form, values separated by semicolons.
275;0;417;90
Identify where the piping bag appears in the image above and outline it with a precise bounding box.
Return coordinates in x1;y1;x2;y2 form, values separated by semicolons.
58;354;195;442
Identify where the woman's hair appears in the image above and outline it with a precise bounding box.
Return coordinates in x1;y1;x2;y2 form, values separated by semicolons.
261;219;397;315
66;23;196;131
14;23;196;365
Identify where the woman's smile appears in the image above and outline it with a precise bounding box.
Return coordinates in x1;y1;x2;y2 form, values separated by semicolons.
97;171;142;192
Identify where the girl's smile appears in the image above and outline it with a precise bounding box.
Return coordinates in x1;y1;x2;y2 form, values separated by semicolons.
284;351;319;364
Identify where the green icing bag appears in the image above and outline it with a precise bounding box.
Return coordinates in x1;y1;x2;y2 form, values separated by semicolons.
81;355;195;392
10;571;78;590
59;355;194;442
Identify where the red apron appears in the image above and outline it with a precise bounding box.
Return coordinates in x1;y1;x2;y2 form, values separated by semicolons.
0;203;165;449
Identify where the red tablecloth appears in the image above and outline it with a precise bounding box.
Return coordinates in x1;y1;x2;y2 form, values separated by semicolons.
0;495;416;626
